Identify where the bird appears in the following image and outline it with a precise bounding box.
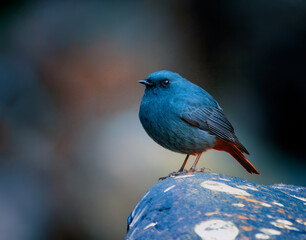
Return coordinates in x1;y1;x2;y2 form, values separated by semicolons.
138;70;259;175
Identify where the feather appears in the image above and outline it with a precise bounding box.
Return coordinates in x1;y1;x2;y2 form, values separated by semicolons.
181;106;249;154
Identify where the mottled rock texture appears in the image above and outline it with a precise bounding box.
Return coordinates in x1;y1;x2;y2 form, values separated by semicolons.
126;172;306;240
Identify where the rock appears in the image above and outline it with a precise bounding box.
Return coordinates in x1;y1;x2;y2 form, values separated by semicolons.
126;172;306;240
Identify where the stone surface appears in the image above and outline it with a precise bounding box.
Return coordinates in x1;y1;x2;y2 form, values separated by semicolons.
126;172;306;240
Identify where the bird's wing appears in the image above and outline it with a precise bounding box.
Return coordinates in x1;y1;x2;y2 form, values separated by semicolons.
180;105;249;154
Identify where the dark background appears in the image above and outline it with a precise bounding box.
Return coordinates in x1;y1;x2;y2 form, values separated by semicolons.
0;0;305;239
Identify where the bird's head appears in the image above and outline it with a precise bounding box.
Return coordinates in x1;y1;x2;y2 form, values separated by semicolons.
138;70;187;96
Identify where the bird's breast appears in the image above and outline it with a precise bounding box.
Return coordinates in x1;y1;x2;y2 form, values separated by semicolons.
139;97;216;154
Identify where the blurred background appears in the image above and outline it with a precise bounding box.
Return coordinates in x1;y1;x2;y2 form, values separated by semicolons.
0;0;305;239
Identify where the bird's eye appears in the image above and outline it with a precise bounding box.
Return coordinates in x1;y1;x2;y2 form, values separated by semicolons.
162;79;170;86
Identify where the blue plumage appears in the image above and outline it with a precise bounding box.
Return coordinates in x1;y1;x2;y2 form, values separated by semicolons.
138;70;259;174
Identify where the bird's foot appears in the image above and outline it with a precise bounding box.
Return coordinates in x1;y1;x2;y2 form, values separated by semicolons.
199;167;211;172
158;168;211;181
158;170;189;181
186;167;211;173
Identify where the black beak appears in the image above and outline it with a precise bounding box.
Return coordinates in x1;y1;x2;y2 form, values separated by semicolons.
138;80;153;86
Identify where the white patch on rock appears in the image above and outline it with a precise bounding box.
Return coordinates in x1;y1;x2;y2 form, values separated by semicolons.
142;191;150;199
276;219;293;225
194;219;239;240
164;185;176;192
129;206;147;228
260;228;281;235
271;185;297;191
200;180;251;196
129;227;138;240
218;178;230;181
296;218;306;225
260;203;272;207
272;201;284;207
236;185;258;191
232;203;245;207
174;174;195;179
144;222;157;230
287;194;306;202
131;191;150;219
270;219;299;231
255;233;270;239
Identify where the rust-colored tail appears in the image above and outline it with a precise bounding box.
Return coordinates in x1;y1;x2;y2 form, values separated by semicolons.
213;138;260;175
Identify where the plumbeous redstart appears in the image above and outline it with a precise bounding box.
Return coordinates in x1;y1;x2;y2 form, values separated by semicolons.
138;70;259;174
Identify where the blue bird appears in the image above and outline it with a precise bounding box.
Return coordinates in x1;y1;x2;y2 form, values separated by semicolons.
138;70;259;174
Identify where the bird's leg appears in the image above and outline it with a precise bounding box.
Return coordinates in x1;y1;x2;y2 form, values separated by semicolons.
178;154;190;172
190;153;202;171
